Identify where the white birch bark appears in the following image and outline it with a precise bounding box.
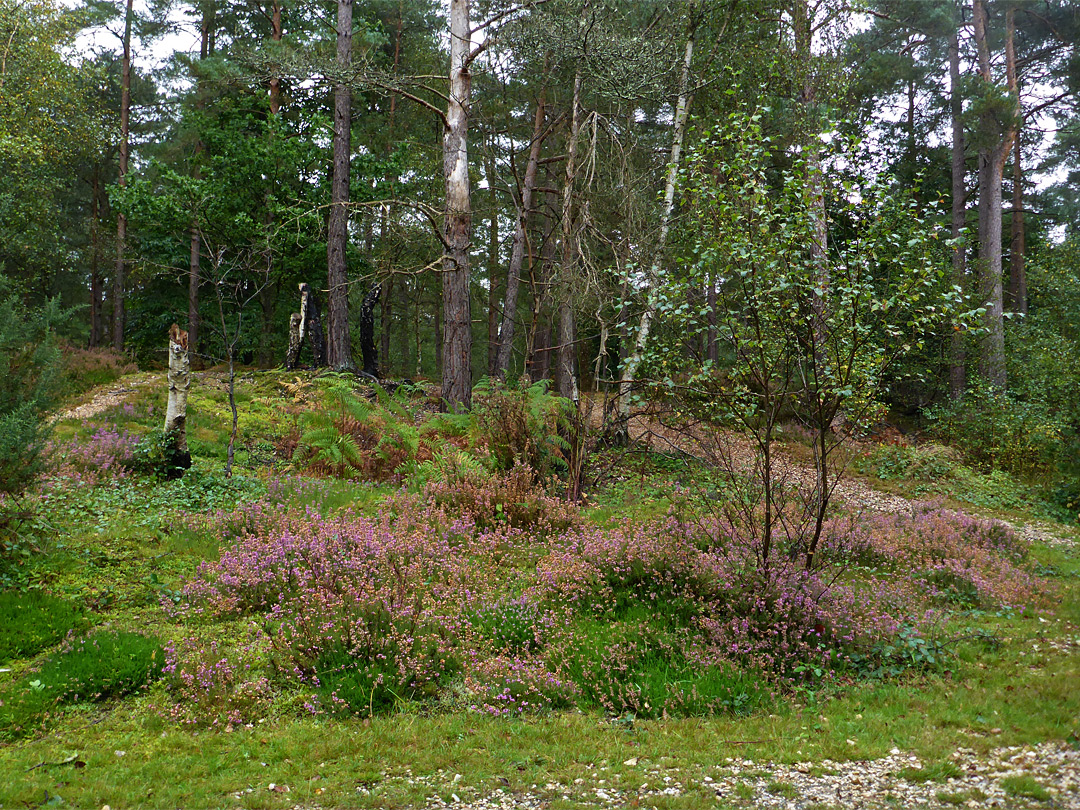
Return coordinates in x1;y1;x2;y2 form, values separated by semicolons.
616;15;697;423
164;324;190;453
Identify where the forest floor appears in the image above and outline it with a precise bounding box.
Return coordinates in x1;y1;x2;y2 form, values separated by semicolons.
2;369;1078;810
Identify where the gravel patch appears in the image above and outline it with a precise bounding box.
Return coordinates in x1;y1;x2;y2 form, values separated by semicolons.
397;742;1080;809
51;372;157;423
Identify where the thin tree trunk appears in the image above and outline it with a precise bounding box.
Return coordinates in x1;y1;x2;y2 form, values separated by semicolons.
485;143;500;376
617;10;697;419
269;0;282;115
327;0;355;371
706;272;718;364
360;284;380;377
1007;17;1026;317
495;76;548;379
112;0;133;352
554;68;582;402
379;3;402;377
973;0;1015;389
441;0;473;409
527;216;555;383
258;281;277;367
189;226;201;363
949;20;967;401
89;167;102;347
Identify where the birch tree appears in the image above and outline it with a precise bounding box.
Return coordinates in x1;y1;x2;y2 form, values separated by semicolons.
441;0;473;409
615;3;698;425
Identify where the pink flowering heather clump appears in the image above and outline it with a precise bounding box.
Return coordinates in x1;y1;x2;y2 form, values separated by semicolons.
533;516;910;679
162;635;274;727
47;423;137;486
174;492;531;718
420;462;581;532
165;487;1051;723
465;655;577;716
824;503;1048;611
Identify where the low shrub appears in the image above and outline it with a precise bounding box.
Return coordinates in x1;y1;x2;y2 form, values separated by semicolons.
466;655;576;716
417;462;580;532
162;636;273;727
828;504;1045;611
0;629;164;739
165;490;1049;725
48;424;137;486
469;377;573;479
292;378;421;481
0;590;88;663
926;388;1065;481
854;443;958;484
129;429;191;480
59;344;137;397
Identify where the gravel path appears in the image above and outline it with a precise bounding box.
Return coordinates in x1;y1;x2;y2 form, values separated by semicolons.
51;372;159;423
388;741;1079;809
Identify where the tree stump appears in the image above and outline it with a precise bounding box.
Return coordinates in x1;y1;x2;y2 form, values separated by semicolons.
164;323;192;476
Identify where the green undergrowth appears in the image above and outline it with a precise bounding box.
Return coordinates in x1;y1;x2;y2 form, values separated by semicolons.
851;441;1078;525
0;590;88;663
1;372;1078;808
0;630;164;741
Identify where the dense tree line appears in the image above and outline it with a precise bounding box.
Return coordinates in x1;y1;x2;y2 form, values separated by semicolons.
1;0;1079;420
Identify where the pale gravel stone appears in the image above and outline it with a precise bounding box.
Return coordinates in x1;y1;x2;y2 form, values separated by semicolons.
406;741;1080;809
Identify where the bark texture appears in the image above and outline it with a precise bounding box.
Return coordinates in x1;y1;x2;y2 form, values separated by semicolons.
164;324;193;475
112;0;133;351
299;282;327;367
360;284;380;377
441;0;473;409
949;21;967;401
616;11;696;418
494;77;548;379
327;0;355;371
973;0;1016;390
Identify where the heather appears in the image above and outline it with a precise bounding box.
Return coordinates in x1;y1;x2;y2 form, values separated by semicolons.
162;484;1050;725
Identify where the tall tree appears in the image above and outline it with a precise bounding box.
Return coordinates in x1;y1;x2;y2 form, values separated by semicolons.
327;0;354;371
113;0;134;350
554;64;582;402
441;0;473;408
949;5;968;400
493;69;550;378
616;2;698;420
972;0;1017;389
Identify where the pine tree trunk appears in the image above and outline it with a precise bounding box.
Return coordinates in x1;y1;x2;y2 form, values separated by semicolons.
112;0;133;352
441;0;473;409
327;0;355;371
973;0;1015;390
494;77;548;379
1006;7;1026;317
949;22;967;401
269;0;283;115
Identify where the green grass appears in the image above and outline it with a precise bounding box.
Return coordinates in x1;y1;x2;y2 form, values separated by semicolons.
0;630;164;740
1;370;1077;808
898;760;962;783
1000;775;1052;802
0;590;88;663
